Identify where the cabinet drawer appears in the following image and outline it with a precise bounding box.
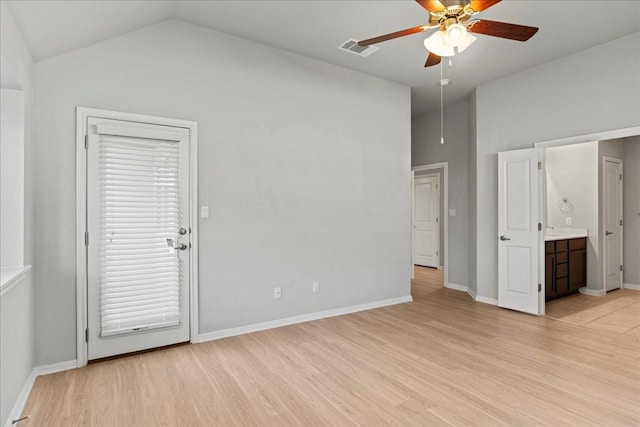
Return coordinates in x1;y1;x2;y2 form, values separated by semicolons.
556;263;568;278
556;277;569;293
569;238;586;251
556;252;568;264
556;240;568;252
546;242;555;254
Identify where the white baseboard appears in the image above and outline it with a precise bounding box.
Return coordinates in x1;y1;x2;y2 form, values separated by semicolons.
33;359;77;376
579;287;606;296
445;282;468;292
466;288;498;306
623;283;640;291
4;360;76;427
4;371;36;427
198;295;413;343
437;265;444;271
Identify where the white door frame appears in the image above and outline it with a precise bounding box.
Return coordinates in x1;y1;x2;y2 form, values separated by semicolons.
75;107;199;367
602;156;623;292
534;125;640;305
411;162;448;285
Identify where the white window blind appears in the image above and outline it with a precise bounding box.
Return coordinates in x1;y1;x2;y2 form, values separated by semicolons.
98;135;181;337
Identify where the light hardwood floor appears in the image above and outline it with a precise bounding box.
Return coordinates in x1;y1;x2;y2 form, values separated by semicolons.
546;288;640;336
21;267;640;426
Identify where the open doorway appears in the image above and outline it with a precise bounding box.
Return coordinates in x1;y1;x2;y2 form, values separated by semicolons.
540;135;639;333
412;163;447;291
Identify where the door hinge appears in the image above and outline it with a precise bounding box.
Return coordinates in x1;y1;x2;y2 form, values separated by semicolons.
620;174;622;181
538;161;542;170
538;223;542;231
620;265;623;272
436;217;439;223
620;219;623;226
85;328;88;342
84;135;88;149
85;231;89;246
538;284;541;292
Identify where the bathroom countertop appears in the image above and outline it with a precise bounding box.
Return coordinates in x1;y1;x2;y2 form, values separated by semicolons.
544;227;588;241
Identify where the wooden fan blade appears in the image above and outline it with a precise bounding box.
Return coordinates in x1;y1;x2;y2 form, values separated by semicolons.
468;20;539;41
469;0;501;12
424;52;441;67
415;0;446;13
358;25;429;46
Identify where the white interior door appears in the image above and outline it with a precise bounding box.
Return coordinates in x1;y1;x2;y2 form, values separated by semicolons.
603;158;623;292
86;117;191;360
498;148;541;315
414;175;439;268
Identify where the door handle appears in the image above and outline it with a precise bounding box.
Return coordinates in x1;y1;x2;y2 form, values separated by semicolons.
606;231;613;236
500;235;511;241
175;244;188;250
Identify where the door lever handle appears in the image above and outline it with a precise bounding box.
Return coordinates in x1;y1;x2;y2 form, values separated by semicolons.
175;244;188;250
606;231;613;236
499;235;511;241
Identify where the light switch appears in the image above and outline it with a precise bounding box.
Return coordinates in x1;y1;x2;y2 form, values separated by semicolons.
449;208;456;217
565;217;572;226
201;206;210;219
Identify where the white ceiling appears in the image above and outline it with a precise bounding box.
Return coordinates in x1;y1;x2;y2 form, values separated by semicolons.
8;0;640;116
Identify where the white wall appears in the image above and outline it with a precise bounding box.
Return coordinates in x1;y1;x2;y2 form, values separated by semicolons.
33;20;411;365
412;99;469;287
623;136;640;286
1;88;25;268
545;142;598;289
472;32;640;300
0;3;35;426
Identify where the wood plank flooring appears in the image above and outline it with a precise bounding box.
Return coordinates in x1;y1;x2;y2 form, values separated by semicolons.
21;267;640;426
546;287;640;336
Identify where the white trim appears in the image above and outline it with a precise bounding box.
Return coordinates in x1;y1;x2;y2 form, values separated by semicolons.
445;282;468;292
4;371;35;427
32;360;78;376
411;162;448;287
622;283;640;291
3;360;76;427
0;265;31;297
467;287;499;306
602;156;623;293
76;107;198;367
533;126;640;149
438;265;444;271
197;296;413;343
579;287;606;296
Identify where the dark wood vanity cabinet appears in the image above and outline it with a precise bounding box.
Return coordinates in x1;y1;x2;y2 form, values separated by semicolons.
545;237;586;301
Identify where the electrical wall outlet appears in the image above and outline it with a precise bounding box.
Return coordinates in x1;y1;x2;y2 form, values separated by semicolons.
312;282;319;293
566;217;572;226
274;287;282;299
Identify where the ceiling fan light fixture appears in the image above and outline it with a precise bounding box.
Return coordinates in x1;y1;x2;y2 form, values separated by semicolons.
423;31;455;57
445;23;477;53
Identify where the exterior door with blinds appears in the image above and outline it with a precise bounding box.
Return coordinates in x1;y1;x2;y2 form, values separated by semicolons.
86;117;190;360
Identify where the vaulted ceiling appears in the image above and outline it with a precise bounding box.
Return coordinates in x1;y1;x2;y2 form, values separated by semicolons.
8;1;640;116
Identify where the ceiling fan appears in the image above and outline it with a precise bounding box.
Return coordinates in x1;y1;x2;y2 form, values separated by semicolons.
358;0;538;67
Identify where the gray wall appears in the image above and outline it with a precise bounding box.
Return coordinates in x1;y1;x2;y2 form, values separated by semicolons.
415;168;445;267
623;136;640;285
472;32;640;300
33;20;412;365
412;99;469;287
0;3;35;426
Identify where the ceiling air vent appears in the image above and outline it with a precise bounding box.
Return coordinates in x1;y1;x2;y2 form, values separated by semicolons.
339;39;379;57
